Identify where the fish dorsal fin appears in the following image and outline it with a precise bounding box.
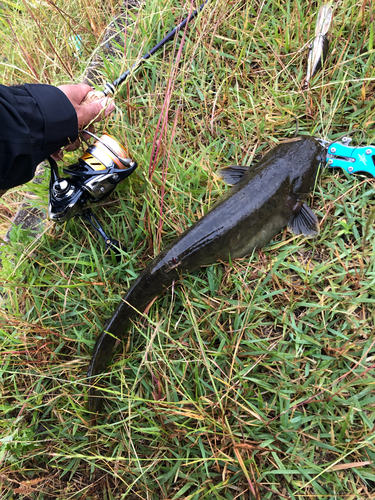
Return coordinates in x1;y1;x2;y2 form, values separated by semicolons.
289;203;319;237
218;166;249;185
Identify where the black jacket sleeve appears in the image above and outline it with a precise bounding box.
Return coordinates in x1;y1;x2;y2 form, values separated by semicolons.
0;84;78;190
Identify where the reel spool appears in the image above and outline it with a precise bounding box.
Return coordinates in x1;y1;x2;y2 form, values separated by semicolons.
48;132;137;254
49;132;137;222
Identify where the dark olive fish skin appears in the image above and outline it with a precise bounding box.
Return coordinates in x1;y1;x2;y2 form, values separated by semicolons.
88;136;326;416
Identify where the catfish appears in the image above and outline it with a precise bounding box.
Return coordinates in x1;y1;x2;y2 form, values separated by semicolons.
87;136;326;417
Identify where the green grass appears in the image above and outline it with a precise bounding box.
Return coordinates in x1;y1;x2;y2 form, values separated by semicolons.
1;0;375;498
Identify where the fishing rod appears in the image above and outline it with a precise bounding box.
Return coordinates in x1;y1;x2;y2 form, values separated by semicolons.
85;0;209;101
48;1;209;253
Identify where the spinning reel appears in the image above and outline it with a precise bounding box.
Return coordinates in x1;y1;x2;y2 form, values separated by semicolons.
48;132;137;254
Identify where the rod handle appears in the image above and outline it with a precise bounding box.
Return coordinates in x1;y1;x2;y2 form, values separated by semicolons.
80;90;105;105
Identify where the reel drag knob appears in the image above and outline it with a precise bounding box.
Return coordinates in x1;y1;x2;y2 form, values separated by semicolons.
53;179;71;198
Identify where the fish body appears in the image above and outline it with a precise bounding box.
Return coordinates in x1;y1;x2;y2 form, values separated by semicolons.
88;136;326;416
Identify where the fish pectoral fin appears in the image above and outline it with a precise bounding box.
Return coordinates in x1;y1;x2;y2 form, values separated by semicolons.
218;166;249;185
289;203;319;237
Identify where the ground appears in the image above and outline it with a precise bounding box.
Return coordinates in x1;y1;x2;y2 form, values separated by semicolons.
0;1;375;499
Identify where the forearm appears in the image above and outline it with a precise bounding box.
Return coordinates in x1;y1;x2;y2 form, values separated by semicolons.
0;84;78;191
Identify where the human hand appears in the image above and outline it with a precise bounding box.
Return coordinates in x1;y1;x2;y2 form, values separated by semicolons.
52;83;115;160
58;83;115;128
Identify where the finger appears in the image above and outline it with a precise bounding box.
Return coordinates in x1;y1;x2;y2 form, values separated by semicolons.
64;124;95;152
76;97;115;129
51;149;64;161
58;83;94;104
82;124;95;140
64;138;81;152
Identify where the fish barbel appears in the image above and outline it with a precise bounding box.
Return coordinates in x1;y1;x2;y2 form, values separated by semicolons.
87;136;326;418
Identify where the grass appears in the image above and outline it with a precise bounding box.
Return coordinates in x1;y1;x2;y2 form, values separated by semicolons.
1;0;375;498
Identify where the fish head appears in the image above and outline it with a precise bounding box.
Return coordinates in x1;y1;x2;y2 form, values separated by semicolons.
288;137;327;202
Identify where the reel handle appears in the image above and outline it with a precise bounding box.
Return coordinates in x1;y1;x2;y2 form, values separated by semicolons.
80;90;105;105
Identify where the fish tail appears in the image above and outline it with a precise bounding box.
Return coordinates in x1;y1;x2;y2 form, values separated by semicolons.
87;260;177;420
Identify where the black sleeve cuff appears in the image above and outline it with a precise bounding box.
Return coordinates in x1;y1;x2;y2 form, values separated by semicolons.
0;84;78;190
24;84;78;157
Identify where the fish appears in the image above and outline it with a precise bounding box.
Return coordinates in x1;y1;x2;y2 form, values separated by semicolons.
305;4;333;89
87;135;327;419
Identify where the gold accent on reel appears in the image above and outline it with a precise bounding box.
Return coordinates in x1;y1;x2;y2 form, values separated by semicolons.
81;133;130;171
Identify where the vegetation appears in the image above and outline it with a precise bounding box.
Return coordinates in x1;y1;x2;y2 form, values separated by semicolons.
0;0;375;498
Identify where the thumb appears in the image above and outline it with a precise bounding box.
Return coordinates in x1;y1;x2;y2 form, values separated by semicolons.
76;97;115;128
